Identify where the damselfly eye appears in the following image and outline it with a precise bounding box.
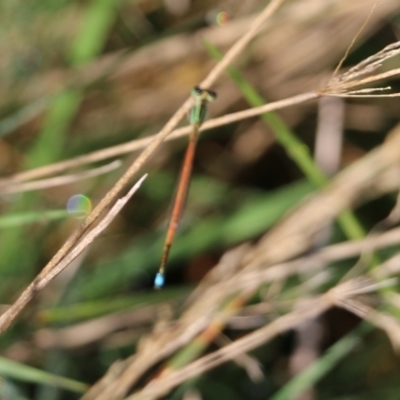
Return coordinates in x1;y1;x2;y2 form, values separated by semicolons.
191;86;217;102
191;86;203;97
206;90;217;102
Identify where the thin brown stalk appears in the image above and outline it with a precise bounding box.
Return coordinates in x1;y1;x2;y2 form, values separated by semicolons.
124;280;370;400
214;335;264;382
371;252;400;279
5;36;400;189
213;227;400;297
199;0;285;89
328;68;400;93
6;36;400;188
1;160;121;194
0;92;317;186
325;92;400;99
333;40;400;86
323;39;400;96
329;0;382;84
337;298;400;352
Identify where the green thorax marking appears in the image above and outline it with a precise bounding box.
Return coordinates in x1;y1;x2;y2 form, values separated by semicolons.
189;86;217;125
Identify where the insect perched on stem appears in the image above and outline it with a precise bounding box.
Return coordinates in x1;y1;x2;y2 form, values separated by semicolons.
154;86;217;289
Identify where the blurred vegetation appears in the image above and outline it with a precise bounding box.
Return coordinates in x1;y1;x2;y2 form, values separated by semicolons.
1;0;400;399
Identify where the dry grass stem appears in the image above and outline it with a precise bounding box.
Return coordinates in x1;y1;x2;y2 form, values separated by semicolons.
333;40;400;86
0;160;121;194
0;92;317;186
214;335;264;382
315;226;400;264
324;93;400;99
237;125;400;276
35;306;157;350
3;39;400;190
123;280;372;400
199;0;286;89
315;96;344;175
329;0;382;83
221;226;400;296
325;40;400;94
371;253;400;279
0;174;147;333
2;37;400;194
338;298;400;352
328;68;400;93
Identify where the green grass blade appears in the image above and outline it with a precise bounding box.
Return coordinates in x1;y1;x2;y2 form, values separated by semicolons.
69;0;119;65
270;336;359;400
0;357;88;393
39;287;191;324
202;39;365;241
0;98;50;139
270;324;370;400
0;209;70;229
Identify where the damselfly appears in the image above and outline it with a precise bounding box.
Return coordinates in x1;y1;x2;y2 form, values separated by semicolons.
154;86;217;288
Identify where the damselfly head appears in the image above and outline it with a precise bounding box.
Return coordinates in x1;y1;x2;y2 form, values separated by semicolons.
191;86;217;102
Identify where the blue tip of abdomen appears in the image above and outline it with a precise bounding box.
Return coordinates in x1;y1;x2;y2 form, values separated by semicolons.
154;273;165;289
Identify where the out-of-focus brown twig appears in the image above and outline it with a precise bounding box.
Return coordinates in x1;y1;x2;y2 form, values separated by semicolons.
0;93;317;186
123;279;380;400
0;160;121;194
